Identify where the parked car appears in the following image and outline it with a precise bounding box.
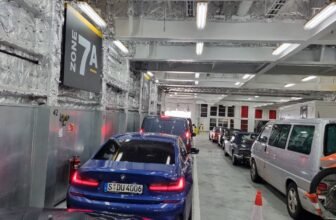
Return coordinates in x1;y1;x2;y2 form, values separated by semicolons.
250;119;336;219
67;132;199;220
141;115;195;152
224;132;257;165
220;129;241;150
217;127;229;146
209;126;221;143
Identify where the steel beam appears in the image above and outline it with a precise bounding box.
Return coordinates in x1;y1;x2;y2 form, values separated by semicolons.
132;44;336;64
115;19;309;43
131;44;276;62
131;61;266;74
160;85;335;99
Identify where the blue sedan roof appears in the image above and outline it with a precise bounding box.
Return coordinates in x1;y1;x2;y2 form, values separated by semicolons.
111;132;179;144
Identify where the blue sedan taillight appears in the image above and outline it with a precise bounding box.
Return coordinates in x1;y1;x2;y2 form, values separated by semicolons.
71;171;99;187
148;177;185;192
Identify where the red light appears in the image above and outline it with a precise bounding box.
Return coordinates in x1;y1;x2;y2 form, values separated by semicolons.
149;177;185;192
160;115;170;119
140;128;144;133
71;171;99;187
317;183;328;192
185;131;191;138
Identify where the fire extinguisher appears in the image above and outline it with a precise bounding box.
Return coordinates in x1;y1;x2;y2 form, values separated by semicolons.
69;155;80;183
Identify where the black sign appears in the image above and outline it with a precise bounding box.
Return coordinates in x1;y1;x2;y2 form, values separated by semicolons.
62;4;102;93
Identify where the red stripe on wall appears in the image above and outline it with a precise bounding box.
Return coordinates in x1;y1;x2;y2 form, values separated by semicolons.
241;106;249;118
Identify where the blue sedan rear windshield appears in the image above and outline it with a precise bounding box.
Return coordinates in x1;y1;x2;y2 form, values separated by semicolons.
142;118;187;137
94;139;175;165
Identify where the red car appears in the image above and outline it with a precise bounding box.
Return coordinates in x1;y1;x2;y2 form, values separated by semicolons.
209;127;221;143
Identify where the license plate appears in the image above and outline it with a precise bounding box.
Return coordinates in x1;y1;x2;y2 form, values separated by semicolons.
105;183;143;194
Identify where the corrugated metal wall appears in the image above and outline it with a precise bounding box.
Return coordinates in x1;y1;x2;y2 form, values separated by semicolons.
0;105;35;208
0;105;139;208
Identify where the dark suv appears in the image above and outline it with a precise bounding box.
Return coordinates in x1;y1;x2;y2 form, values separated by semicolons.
226;132;258;166
141;115;195;152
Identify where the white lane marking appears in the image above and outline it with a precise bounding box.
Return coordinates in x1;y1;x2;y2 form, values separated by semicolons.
192;156;201;220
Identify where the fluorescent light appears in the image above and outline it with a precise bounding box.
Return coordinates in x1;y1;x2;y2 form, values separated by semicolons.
174;92;177;95
196;42;204;55
77;2;107;28
155;79;159;83
255;96;259;98
291;97;303;101
272;43;300;56
195;73;200;78
113;40;129;54
284;83;296;88
147;71;154;77
301;76;317;82
248;98;252;100
196;2;208;29
304;3;336;30
195;81;199;85
235;82;241;86
243;74;251;79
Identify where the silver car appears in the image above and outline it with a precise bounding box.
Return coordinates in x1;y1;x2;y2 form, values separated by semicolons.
250;119;336;219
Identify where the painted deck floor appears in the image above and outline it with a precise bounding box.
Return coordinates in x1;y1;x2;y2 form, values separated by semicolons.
194;133;320;220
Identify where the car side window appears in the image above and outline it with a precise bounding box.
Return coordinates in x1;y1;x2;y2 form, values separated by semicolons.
288;125;315;155
258;124;272;143
268;124;291;149
178;139;187;161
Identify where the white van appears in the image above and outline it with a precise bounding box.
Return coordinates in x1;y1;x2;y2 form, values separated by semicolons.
250;119;336;219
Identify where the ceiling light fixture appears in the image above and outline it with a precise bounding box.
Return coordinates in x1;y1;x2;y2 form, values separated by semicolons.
272;43;300;56
301;75;317;82
196;42;204;55
284;83;296;88
195;80;199;85
196;2;208;30
243;74;251;79
291;97;303;101
304;3;336;30
147;71;154;77
113;40;129;54
195;73;200;78
77;2;107;28
255;96;260;98
235;82;241;86
155;79;159;83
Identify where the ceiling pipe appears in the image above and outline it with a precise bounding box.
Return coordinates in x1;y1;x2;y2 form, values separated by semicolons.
237;1;254;16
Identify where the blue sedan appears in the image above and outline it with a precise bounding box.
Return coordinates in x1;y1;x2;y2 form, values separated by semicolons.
67;133;199;220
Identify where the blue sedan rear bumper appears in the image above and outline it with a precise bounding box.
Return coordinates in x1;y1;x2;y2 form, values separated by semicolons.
67;192;186;220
